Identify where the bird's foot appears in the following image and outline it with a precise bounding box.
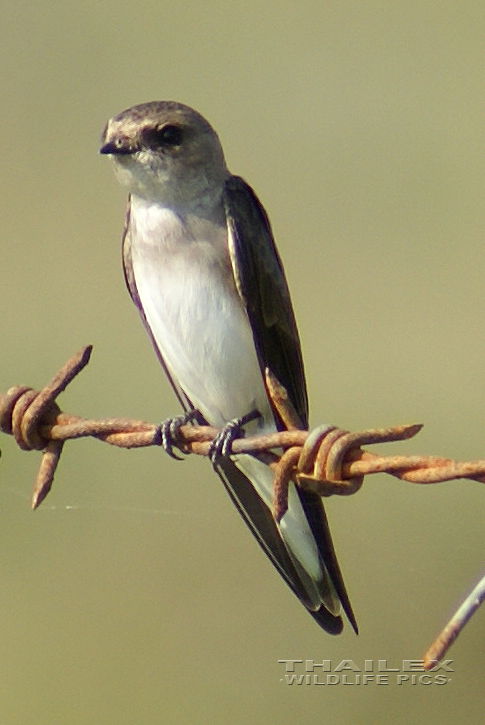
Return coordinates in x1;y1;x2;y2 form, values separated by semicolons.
157;410;201;460
209;410;261;464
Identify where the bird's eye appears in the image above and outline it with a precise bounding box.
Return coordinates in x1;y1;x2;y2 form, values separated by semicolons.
146;124;183;148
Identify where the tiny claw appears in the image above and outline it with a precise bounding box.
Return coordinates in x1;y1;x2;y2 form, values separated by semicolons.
157;411;199;460
159;418;185;460
209;419;241;463
209;410;260;464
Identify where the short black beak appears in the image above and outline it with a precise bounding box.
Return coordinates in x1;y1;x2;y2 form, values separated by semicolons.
99;140;135;155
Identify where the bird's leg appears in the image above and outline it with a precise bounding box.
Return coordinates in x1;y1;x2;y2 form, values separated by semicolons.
157;410;203;460
209;409;261;464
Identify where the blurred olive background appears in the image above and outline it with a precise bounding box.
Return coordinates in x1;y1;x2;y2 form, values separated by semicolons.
1;1;484;723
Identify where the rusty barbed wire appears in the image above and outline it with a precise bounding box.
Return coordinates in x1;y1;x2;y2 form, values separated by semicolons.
1;345;485;665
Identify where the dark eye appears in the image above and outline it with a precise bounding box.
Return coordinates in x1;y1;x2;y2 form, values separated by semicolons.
146;124;183;148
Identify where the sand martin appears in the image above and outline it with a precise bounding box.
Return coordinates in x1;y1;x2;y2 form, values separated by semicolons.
100;101;356;634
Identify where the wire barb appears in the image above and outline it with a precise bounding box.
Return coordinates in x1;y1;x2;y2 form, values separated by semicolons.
1;346;485;662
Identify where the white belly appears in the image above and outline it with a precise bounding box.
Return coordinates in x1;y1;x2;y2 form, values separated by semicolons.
129;199;271;428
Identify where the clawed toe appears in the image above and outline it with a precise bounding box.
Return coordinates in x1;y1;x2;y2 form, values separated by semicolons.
209;410;261;464
157;411;199;460
209;419;242;463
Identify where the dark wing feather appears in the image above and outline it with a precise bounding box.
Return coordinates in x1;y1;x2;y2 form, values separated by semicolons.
223;176;308;429
222;176;357;633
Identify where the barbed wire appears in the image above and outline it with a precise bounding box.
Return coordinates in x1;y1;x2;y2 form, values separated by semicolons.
1;344;484;669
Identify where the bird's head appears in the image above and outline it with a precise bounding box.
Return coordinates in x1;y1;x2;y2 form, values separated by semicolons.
100;101;229;212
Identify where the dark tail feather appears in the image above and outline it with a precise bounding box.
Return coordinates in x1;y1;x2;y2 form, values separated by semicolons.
215;457;353;634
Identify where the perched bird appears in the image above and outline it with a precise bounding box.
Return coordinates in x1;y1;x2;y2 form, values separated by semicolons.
100;101;356;634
